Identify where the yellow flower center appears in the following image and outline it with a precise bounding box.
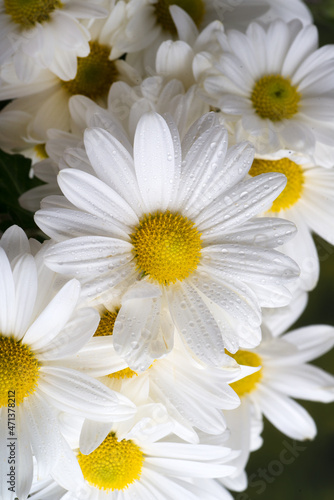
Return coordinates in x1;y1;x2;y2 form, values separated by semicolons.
94;311;137;380
227;350;262;397
131;211;202;286
249;158;305;212
154;0;205;34
34;143;48;160
0;336;40;407
4;0;62;28
251;75;300;121
61;41;118;100
78;432;144;491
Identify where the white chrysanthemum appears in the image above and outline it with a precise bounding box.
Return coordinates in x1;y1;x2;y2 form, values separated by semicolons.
17;75;210;211
0;226;136;500
195;20;334;163
0;0;107;81
35;112;299;370
58;309;241;441
29;407;236;500
0;4;141;141
247;151;334;291
226;292;334;441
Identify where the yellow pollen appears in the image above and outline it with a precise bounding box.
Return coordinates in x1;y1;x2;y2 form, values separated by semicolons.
94;310;118;338
34;143;48;160
94;310;138;379
154;0;205;34
251;75;300;121
78;432;144;491
0;335;40;407
61;41;118;100
131;211;202;286
227;350;262;397
4;0;62;28
249;158;305;212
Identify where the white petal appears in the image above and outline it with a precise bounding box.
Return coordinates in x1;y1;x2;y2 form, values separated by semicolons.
262;290;308;337
207;216;296;247
0;248;16;335
170;5;198;45
273;325;334;365
267;364;334;403
38;366;136;421
191;270;261;327
51;436;85;491
35;207;130;241
83;127;143;214
56;336;125;377
134;112;178;212
23;279;80;349
0;225;30;260
16;408;33;500
201;245;299;285
43;236;133;276
256;385;316;440
196;173;287;236
36;307;99;360
145;456;233;478
57;168;139;230
278;211;319;291
79;419;112;455
12;254;37;338
168;281;226;366
113;284;174;372
23;392;63;478
176;121;231;215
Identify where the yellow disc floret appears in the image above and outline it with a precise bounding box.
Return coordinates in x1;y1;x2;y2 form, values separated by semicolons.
131;211;202;286
94;310;118;338
94;310;138;379
4;0;62;28
34;143;48;160
251;75;300;121
61;41;118;100
227;350;262;397
78;432;144;491
0;335;40;407
154;0;205;34
249;158;305;212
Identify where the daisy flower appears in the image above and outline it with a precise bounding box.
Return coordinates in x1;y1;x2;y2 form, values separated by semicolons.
17;74;209;212
35;111;299;371
29;406;237;500
247;151;334;291
58;308;241;441
195;19;334;163
0;3;141;139
0;0;107;81
225;292;334;441
0;225;136;499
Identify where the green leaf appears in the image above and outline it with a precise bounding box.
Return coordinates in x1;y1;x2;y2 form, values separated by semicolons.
0;149;45;238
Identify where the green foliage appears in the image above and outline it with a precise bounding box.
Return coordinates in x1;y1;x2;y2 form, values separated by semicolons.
0;149;44;238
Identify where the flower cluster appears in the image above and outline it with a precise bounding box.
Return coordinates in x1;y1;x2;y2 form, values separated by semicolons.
0;1;333;499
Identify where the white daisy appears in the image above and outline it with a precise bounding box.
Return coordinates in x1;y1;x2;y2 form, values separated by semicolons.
35;111;299;371
0;6;141;140
225;292;334;441
37;406;237;500
195;19;334;162
0;0;107;81
57;307;241;442
17;74;210;212
247;151;334;291
0;225;136;499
